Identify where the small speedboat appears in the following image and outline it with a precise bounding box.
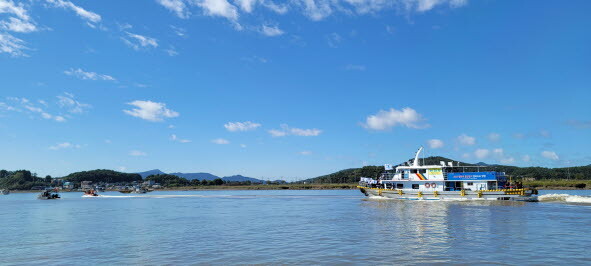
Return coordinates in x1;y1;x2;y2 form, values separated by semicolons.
119;189;133;194
131;187;149;194
38;189;60;200
83;189;99;197
0;189;9;195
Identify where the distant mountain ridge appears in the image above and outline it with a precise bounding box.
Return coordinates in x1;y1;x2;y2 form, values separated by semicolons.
136;169;266;183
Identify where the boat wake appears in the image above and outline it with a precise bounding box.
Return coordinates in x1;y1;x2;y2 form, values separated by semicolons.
538;194;591;204
82;194;361;199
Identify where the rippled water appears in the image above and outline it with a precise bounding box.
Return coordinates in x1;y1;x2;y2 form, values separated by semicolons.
2;189;591;265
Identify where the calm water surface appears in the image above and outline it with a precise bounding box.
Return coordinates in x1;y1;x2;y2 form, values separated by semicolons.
1;189;591;265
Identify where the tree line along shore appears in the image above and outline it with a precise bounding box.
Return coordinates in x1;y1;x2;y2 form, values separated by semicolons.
1;156;591;191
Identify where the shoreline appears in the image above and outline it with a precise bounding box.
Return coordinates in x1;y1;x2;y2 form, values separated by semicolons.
7;184;591;193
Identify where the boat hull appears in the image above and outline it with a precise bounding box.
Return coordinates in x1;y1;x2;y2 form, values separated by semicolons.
360;187;537;201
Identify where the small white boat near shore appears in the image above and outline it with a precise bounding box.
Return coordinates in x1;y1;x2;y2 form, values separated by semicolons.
0;189;9;195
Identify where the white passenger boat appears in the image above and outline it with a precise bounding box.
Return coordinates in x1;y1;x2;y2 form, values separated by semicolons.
358;147;538;201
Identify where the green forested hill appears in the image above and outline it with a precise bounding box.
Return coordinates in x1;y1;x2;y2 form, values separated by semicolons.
63;169;142;183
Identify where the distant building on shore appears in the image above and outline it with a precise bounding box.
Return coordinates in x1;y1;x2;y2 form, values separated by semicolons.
81;181;93;190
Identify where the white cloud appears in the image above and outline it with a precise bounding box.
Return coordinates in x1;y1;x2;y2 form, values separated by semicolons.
362;107;429;131
64;68;115;81
260;24;284;36
212;138;230;144
488;133;500;142
224;121;261;132
0;0;30;21
129;150;147;156
156;0;190;18
57;92;91;113
427;139;444;149
123;100;179;122
0;32;27;57
49;142;81;150
170;134;191;143
0;17;36;32
195;0;239;21
122;32;158;50
457;134;476;145
541;151;559;161
474;149;489;159
262;1;288;14
240;144;247;148
235;0;257;12
269;124;322;137
268;129;287;137
45;0;101;23
298;150;312;155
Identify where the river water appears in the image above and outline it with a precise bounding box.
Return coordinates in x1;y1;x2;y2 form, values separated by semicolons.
1;189;591;265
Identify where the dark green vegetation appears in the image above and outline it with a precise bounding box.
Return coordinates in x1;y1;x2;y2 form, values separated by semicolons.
144;174;238;187
0;170;49;190
63;169;142;183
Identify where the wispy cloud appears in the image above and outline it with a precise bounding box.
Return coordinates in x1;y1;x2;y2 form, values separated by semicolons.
457;134;476;145
170;134;191;143
260;24;284;36
64;68;116;81
45;0;101;24
0;17;37;33
122;32;158;50
362;107;429;131
298;150;312;155
541;150;559;161
123;100;179;122
49;142;81;150
4;95;72;122
57;92;91;114
129;150;147;156
0;32;27;56
566;119;591;129
427;139;444;149
212;138;230;144
268;124;322;137
224;121;261;132
156;0;190;18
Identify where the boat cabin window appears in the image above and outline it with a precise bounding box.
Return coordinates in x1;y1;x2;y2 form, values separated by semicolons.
467;182;473;186
410;169;417;173
419;169;426;174
397;183;404;189
412;184;419;189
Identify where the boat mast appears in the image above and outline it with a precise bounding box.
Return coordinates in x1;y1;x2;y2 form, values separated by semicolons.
413;146;423;167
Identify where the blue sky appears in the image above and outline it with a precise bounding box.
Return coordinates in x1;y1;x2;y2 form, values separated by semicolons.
1;0;590;180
